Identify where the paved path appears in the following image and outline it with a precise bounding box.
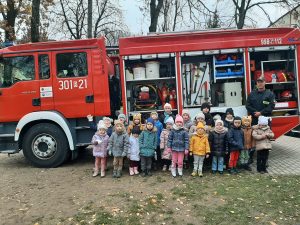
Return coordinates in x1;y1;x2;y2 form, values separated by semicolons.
253;135;300;175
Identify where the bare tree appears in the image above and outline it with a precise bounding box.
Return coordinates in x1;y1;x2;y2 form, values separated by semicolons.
159;0;184;32
31;0;41;42
149;0;164;32
0;0;31;41
87;0;92;38
58;0;87;39
52;0;127;43
231;0;299;29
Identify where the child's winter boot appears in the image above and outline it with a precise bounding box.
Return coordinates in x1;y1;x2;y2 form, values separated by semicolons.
162;165;167;171
133;167;139;175
129;167;134;176
141;170;146;177
93;170;99;177
198;170;203;177
244;164;252;171
116;170;122;178
100;170;105;178
112;170;117;178
171;167;177;177
229;168;235;174
147;169;152;176
178;168;183;177
248;148;255;164
191;170;197;177
234;167;239;174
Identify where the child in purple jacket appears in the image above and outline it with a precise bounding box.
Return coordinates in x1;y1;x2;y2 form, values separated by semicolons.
91;120;109;177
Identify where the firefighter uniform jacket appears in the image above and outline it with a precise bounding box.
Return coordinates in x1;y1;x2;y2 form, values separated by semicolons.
246;89;275;124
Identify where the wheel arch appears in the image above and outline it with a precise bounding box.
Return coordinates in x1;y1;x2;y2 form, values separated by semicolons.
15;111;75;151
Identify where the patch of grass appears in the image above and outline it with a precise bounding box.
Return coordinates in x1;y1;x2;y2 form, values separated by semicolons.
171;179;206;199
72;204;142;225
195;175;300;225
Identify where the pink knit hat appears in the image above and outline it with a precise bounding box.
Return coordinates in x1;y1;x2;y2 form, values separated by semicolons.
175;115;183;123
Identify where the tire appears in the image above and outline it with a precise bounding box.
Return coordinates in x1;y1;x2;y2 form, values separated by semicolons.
22;123;69;168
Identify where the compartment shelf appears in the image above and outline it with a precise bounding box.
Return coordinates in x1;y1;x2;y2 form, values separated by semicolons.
126;77;176;82
272;108;298;112
215;63;243;67
265;81;295;85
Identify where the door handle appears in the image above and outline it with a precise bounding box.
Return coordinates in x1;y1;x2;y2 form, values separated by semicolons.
32;98;41;106
85;95;94;103
0;90;2;96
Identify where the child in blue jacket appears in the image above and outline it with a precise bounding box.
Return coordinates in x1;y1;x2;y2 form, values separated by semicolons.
139;118;157;177
228;116;244;174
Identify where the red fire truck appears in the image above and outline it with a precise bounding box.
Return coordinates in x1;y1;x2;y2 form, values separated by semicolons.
0;27;299;167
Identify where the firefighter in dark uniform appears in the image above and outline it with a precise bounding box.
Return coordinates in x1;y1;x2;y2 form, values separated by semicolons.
246;75;275;126
246;75;275;164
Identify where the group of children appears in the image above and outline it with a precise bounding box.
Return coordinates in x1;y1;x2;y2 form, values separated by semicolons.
89;102;274;178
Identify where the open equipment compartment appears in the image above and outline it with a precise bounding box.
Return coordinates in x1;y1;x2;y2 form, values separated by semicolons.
180;49;247;119
123;53;177;122
249;45;298;117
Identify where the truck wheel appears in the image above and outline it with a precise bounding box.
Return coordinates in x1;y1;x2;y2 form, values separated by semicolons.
22;123;69;168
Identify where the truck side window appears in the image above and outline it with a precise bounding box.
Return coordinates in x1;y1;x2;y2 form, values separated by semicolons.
0;55;35;88
39;55;50;80
56;52;88;78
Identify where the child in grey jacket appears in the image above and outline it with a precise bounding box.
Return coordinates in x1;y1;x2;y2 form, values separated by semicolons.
108;119;129;178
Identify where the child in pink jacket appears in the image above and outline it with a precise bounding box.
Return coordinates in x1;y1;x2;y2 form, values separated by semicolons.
160;117;174;171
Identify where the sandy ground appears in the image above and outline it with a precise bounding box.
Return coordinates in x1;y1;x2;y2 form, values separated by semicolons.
0;150;213;225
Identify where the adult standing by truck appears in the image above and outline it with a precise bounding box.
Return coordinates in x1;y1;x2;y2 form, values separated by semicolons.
246;75;275;164
246;75;275;126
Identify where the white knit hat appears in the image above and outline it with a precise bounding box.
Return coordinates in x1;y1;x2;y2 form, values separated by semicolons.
258;116;269;126
182;109;190;117
195;112;205;120
118;113;126;120
164;103;172;109
97;120;107;130
213;114;221;121
103;117;113;123
165;117;174;125
215;119;224;126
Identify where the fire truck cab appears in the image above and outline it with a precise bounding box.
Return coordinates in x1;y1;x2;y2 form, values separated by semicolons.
119;27;300;138
0;38;111;167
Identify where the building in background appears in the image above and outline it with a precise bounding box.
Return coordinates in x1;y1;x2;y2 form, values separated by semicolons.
269;4;300;27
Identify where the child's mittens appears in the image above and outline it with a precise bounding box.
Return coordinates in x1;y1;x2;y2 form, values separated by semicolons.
189;152;193;156
92;141;98;145
205;154;210;158
184;149;189;156
87;114;93;122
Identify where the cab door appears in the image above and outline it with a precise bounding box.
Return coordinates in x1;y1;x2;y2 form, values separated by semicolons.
38;53;54;110
52;50;94;118
0;53;40;122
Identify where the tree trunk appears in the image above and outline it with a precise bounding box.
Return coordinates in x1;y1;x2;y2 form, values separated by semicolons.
31;0;41;42
5;0;17;41
87;0;92;38
149;0;163;32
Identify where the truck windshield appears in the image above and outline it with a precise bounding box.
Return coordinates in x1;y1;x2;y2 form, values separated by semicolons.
0;55;35;88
